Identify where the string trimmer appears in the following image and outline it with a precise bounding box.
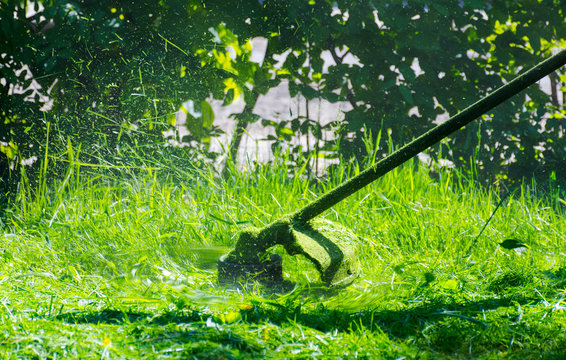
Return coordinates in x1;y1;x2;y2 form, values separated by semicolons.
218;49;566;288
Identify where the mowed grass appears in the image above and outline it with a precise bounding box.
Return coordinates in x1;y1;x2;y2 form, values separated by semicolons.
1;152;566;359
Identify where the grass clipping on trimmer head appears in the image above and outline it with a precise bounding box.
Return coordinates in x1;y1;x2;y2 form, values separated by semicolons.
220;217;360;288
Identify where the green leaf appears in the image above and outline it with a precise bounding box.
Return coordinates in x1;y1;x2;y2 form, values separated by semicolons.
300;85;318;100
399;64;415;82
262;119;277;127
289;81;298;97
399;86;413;105
201;101;214;128
499;239;527;250
279;127;294;136
224;88;235;106
238;112;260;124
291;118;300;132
185;114;204;139
466;27;478;42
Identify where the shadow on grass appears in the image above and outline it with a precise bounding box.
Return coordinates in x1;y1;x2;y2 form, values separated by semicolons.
56;308;201;325
56;308;263;358
53;293;566;357
53;295;534;335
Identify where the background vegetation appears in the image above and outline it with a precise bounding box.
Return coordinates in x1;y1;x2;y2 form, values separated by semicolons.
1;0;565;202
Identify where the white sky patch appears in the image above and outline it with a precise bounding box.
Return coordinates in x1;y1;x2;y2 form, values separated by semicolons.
409;106;421;117
26;2;44;17
272;48;292;70
373;10;385;28
226;46;236;60
250;37;268;65
411;57;425;77
208;27;221;43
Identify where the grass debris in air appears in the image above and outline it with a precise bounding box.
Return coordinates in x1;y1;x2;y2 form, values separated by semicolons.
1;155;566;359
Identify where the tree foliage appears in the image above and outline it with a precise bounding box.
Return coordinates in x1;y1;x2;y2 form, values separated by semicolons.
209;0;566;183
1;0;565;200
1;0;225;198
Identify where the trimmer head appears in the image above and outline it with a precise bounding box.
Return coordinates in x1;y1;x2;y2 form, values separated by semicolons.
287;219;360;287
217;253;283;286
218;218;360;288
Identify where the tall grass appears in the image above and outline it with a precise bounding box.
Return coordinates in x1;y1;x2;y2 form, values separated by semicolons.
2;138;566;358
6;141;565;289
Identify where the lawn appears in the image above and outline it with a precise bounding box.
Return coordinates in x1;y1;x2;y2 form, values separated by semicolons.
1;155;566;359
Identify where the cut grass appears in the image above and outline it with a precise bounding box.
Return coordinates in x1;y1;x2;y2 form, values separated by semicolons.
1;153;566;358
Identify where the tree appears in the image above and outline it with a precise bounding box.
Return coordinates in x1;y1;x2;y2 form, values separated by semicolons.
205;0;566;183
0;0;224;199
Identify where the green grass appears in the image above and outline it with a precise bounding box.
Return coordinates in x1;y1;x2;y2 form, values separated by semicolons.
1;151;566;359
